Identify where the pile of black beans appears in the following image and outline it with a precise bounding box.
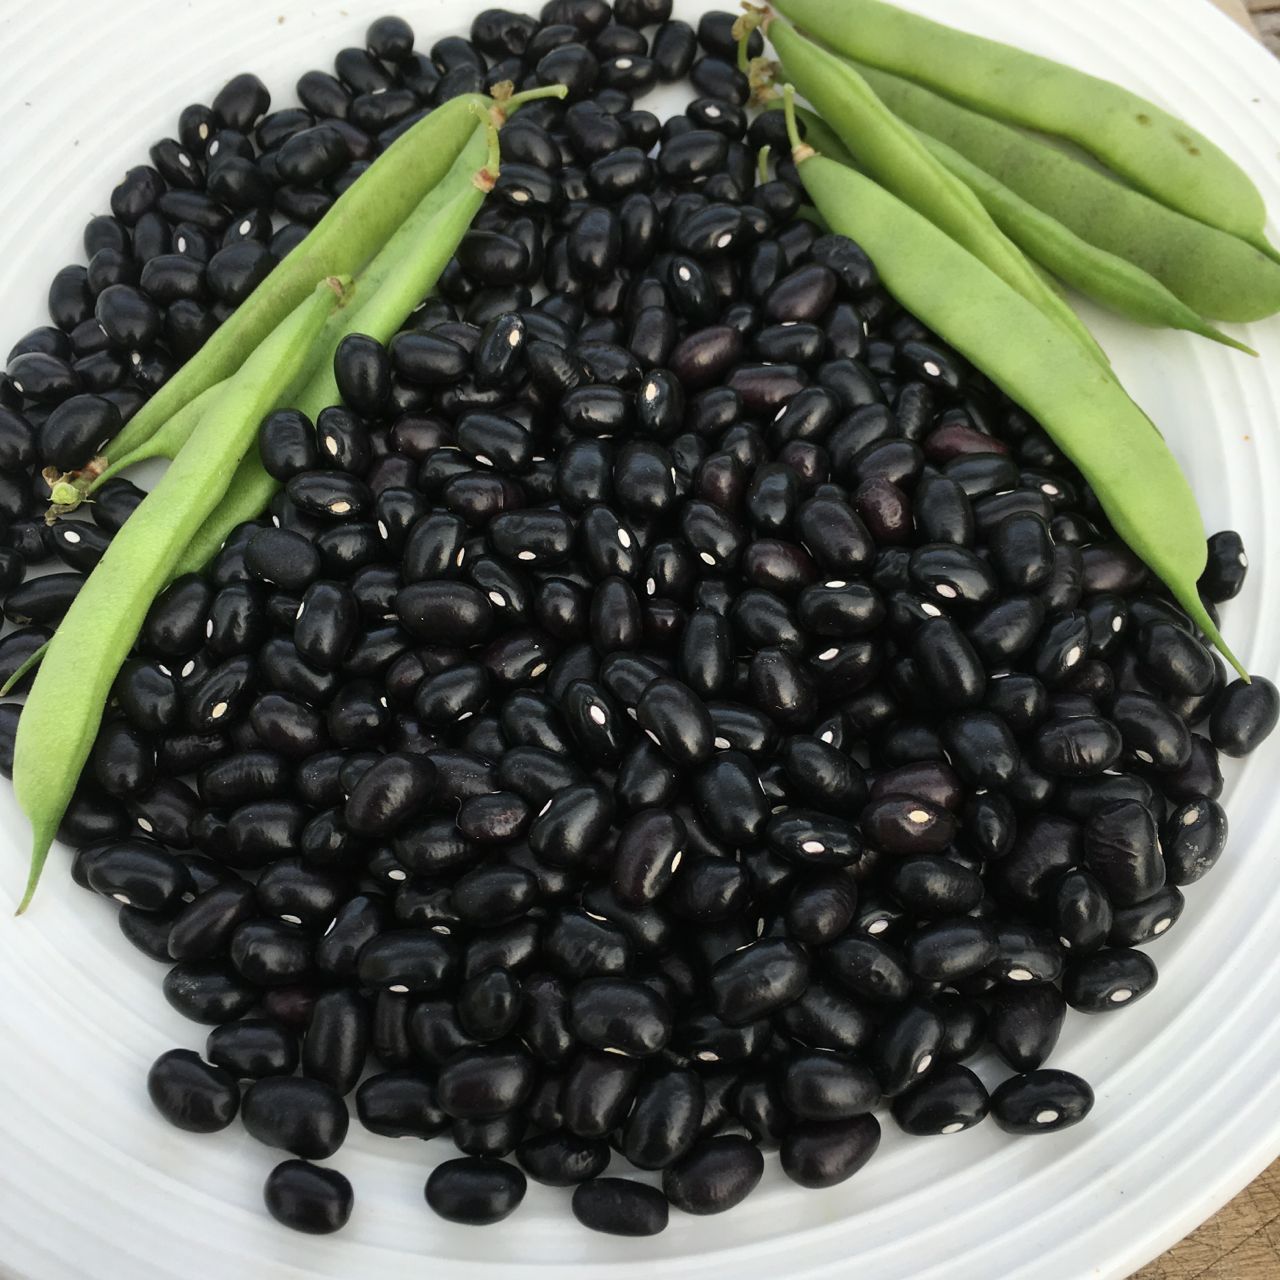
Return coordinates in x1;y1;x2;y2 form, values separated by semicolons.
2;0;1277;1244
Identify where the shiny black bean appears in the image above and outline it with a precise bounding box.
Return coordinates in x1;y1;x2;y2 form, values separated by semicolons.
709;938;809;1024
206;1018;298;1080
569;976;672;1057
988;984;1066;1072
357;930;458;994
241;1076;348;1158
512;1130;607;1186
1163;798;1228;885
891;1062;989;1137
991;1069;1094;1134
563;1049;642;1138
262;1160;352;1236
871;1003;944;1095
1082;799;1165;906
1134;620;1215;696
1109;883;1185;946
302;988;370;1096
903;917;999;983
167;882;256;962
572;1177;668;1236
90;718;155;798
355;1070;448;1139
1200;529;1248;602
1064;947;1158;1012
1210;675;1278;756
425;1157;526;1225
163;960;259;1023
4;572;84;626
780;1113;880;1189
86;840;191;912
861;796;956;856
147;1048;240;1133
661;1135;763;1216
395;580;494;645
1034;714;1122;776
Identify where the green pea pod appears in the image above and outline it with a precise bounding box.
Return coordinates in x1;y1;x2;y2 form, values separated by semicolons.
853;61;1280;324
772;0;1277;258
780;93;1246;685
172;125;500;579
96;94;486;469
11;276;350;913
765;15;1106;366
915;131;1256;354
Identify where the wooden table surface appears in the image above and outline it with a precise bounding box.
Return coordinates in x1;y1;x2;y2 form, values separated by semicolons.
1126;13;1278;1277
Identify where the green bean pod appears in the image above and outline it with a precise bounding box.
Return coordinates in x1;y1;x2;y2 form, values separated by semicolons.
172;126;499;579
92;89;517;472
772;0;1276;256
780;96;1246;685
854;62;1280;324
765;15;1105;364
11;276;350;912
295;122;497;419
915;132;1256;354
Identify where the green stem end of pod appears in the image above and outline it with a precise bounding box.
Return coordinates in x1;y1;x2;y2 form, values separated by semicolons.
781;84;815;163
733;5;768;73
14;817;57;915
1170;583;1250;683
0;641;48;698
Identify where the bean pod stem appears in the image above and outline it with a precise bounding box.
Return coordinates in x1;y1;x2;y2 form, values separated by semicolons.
12;276;351;913
779;87;1247;682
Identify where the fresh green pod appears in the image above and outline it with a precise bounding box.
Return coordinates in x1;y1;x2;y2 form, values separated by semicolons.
95;93;489;471
765;15;1105;364
295;121;496;420
11;276;350;912
772;0;1276;256
173;125;500;579
853;62;1280;324
916;132;1256;353
781;94;1245;684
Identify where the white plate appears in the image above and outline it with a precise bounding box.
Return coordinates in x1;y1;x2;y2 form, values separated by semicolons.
1;0;1279;1276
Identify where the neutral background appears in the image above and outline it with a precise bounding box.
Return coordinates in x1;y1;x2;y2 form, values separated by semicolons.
1134;5;1280;1275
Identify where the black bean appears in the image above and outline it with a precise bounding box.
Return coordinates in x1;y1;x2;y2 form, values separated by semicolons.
780;1113;880;1189
1082;799;1165;906
147;1048;240;1133
1210;675;1278;756
1064;947;1158;1012
991;1068;1094;1134
263;1160;353;1235
709;938;809;1024
163;961;258;1023
206;1019;298;1079
572;1177;668;1236
426;1156;527;1225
